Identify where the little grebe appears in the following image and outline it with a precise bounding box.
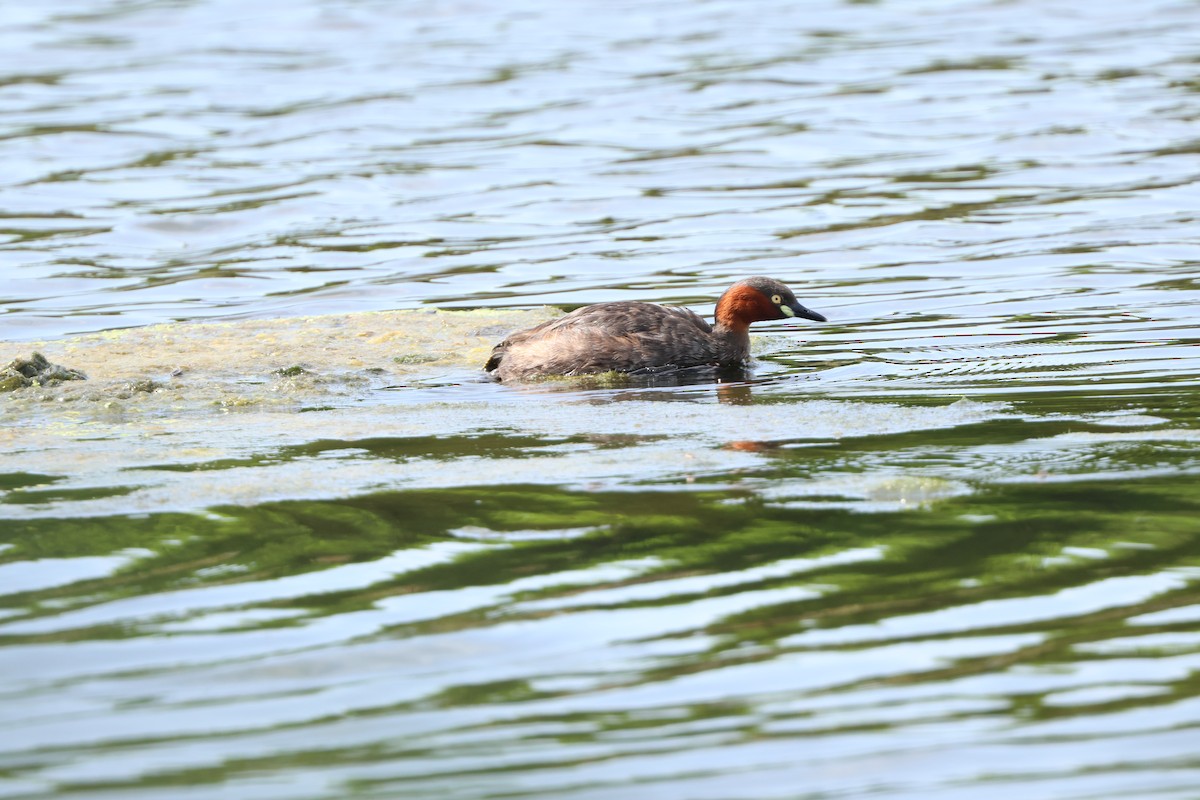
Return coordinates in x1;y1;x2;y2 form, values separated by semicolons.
485;276;825;381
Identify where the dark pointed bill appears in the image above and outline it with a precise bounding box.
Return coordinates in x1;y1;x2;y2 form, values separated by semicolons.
783;301;826;323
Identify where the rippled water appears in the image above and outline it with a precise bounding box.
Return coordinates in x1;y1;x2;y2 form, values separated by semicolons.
4;0;1200;797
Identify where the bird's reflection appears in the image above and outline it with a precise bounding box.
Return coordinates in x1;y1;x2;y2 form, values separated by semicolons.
604;364;758;404
491;363;785;406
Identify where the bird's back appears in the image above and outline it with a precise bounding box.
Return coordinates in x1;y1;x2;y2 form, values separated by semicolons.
486;301;717;380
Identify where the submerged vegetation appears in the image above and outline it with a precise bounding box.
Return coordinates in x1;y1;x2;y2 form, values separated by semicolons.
0;352;86;391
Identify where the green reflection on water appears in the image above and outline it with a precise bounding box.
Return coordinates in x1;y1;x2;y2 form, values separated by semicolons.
2;467;1198;796
4;468;1197;642
1;377;1197;797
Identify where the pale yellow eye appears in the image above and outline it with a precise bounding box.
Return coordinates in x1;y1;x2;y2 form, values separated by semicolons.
771;294;782;304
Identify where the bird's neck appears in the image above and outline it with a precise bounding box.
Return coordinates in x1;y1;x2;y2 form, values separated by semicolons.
711;321;751;363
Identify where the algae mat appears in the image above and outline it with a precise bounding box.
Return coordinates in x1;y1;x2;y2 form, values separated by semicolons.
1;308;554;407
2;308;1011;519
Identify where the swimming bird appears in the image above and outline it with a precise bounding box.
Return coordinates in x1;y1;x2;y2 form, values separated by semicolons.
485;276;825;381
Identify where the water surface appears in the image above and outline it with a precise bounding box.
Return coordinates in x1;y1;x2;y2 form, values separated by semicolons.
3;0;1200;798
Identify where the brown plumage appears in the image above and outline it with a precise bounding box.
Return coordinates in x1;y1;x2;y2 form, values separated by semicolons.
485;277;825;382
